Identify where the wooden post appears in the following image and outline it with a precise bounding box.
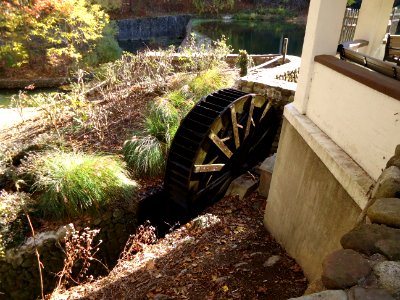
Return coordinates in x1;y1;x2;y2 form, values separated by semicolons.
281;37;288;64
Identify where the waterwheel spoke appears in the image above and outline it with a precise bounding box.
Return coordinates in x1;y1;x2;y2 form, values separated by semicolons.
194;164;225;173
209;131;233;158
260;101;272;121
230;106;240;149
244;97;255;139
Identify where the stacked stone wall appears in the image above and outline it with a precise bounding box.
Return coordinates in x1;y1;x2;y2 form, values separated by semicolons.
290;145;400;300
0;208;137;300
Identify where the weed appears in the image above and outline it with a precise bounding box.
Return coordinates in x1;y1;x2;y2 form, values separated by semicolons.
118;221;157;261
26;151;137;218
56;225;105;289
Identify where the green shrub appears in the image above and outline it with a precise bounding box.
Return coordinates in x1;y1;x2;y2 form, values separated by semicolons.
84;22;122;66
123;135;166;178
29;152;137;218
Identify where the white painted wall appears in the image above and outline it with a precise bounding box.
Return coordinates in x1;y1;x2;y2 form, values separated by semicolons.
306;62;400;180
354;0;394;59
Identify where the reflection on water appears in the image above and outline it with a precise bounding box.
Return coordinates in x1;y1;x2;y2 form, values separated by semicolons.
191;19;306;55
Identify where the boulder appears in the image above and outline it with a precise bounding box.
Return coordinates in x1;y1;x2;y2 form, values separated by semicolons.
386;156;400;169
395;144;400;157
373;261;400;296
348;286;394;300
367;198;400;228
288;290;348;300
321;249;371;289
225;174;258;200
375;239;400;260
341;224;400;256
373;167;400;199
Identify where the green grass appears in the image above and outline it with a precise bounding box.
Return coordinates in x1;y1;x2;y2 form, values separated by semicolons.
30;151;137;218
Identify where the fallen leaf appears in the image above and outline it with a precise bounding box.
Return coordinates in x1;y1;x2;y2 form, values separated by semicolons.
221;285;229;293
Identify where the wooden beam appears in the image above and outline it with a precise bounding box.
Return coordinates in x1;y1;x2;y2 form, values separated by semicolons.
209;132;233;158
260;102;272;121
244;98;255;139
231;106;240;149
194;164;225;173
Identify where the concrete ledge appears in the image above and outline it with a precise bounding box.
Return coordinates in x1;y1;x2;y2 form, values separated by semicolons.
284;104;374;209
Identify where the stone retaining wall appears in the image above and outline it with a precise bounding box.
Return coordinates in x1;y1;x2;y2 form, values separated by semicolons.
291;144;400;300
0;208;137;300
117;15;191;41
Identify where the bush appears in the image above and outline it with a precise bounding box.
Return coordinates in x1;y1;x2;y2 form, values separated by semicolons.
28;152;137;218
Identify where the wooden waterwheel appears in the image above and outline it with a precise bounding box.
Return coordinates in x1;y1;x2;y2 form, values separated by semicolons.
164;89;278;214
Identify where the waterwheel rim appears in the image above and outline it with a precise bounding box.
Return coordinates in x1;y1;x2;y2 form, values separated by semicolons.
165;88;278;214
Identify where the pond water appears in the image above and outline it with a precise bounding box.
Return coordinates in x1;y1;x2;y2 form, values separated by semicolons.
0;88;59;108
191;18;306;55
118;18;306;56
0;90;14;108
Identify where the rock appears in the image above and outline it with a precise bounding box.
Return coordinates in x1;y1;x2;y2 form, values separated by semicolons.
367;253;387;268
373;167;400;199
395;145;400;157
304;279;325;295
152;294;171;300
191;213;220;230
341;224;400;256
373;261;400;296
234;262;248;268
386;156;400;169
225;173;258;200
367;198;400;228
258;154;276;198
322;249;371;289
288;290;348;300
348;286;395;300
375;239;400;260
263;255;281;267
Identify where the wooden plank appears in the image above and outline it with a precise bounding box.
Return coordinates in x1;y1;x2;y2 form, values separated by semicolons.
260;102;272;121
230;106;240;149
194;164;225;173
209;132;233;158
244;98;255;139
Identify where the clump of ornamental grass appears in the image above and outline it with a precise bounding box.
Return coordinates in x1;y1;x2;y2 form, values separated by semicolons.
189;68;234;98
27;151;137;218
123;99;180;178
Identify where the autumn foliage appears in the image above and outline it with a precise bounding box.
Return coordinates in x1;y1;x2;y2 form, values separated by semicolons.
0;0;121;73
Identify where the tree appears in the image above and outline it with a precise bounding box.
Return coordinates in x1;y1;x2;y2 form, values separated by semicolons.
0;0;121;71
